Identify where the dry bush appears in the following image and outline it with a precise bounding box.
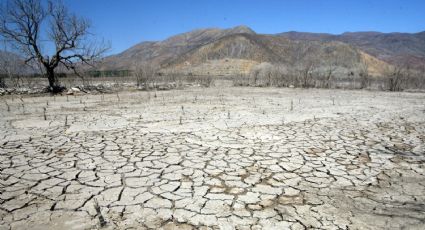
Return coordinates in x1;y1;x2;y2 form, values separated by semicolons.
134;63;157;90
410;65;425;89
263;65;293;87
248;62;290;87
179;74;214;87
296;61;315;88
141;67;214;89
232;58;424;91
321;65;337;88
198;75;214;87
358;61;370;89
256;63;273;87
238;62;316;88
269;65;286;87
385;65;409;91
250;67;261;86
232;73;250;86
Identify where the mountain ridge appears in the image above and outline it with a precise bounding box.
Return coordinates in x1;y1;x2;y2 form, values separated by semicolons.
100;26;256;70
98;26;425;74
278;30;425;68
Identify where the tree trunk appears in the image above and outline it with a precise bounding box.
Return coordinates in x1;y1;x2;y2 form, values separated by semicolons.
47;68;55;88
46;67;64;93
0;75;6;88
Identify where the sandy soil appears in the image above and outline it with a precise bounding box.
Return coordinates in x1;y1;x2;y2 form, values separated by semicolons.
1;85;425;229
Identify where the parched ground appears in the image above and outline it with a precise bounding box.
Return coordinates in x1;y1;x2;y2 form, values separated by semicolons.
0;86;425;229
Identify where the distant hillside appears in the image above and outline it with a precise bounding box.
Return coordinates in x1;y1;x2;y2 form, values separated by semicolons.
99;26;407;76
278;31;425;68
100;26;255;70
0;51;33;75
161;33;374;76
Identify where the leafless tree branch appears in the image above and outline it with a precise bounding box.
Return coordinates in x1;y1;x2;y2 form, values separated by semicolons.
0;0;109;92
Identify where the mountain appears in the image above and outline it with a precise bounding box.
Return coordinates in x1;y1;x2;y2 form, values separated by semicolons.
100;25;255;70
0;51;33;75
99;26;399;76
278;31;425;68
161;33;372;76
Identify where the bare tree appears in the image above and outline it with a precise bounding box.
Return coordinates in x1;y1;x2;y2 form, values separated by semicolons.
296;61;315;88
0;52;20;88
250;67;260;86
0;0;109;93
386;64;410;92
133;62;157;90
418;64;425;89
318;46;342;89
322;64;337;88
0;66;5;88
255;63;273;86
290;42;317;88
358;60;370;89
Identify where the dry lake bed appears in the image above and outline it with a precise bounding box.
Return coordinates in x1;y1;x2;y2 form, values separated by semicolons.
1;86;425;229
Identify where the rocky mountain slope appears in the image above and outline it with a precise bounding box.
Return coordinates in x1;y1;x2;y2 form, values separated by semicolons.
100;26;256;70
278;31;425;68
160;33;370;76
99;26;425;76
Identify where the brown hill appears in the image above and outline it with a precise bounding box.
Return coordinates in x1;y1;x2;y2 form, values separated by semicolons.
99;26;255;70
161;33;386;76
278;31;425;68
99;26;393;76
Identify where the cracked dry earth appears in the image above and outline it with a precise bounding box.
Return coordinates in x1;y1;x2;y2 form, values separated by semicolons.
1;87;425;230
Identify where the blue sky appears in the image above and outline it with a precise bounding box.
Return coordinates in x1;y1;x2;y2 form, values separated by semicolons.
65;0;425;54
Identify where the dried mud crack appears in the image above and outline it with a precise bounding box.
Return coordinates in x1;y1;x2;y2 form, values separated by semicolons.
1;87;424;229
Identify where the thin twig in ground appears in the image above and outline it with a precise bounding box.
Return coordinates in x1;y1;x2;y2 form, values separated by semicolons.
5;101;10;112
93;198;107;227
